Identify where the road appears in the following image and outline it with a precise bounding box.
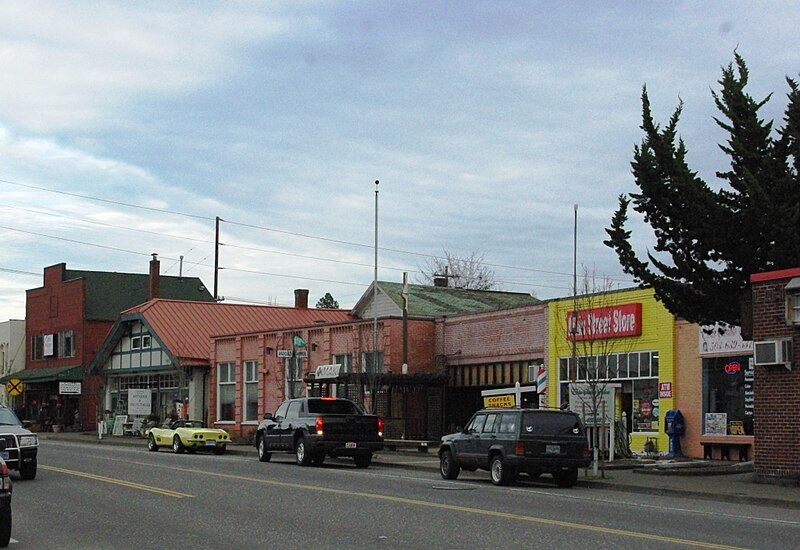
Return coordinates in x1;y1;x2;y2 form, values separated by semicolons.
8;441;800;549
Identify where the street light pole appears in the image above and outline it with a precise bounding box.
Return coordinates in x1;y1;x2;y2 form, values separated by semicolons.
372;180;379;413
571;204;578;379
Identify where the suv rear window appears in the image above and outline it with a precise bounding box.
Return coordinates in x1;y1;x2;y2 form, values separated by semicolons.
306;399;361;415
521;412;583;436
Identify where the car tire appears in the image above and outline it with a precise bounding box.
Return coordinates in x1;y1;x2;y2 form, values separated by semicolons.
257;436;271;462
148;434;159;452
0;503;11;548
554;468;578;488
312;453;325;466
213;446;226;456
19;458;37;481
353;453;372;469
173;436;185;454
439;449;460;480
295;437;312;466
490;455;515;486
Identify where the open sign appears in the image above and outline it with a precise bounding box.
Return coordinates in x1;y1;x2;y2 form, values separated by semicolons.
724;361;742;376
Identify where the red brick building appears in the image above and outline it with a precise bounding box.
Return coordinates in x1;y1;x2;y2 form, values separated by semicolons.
3;258;213;430
750;268;800;484
436;303;546;430
210;281;539;441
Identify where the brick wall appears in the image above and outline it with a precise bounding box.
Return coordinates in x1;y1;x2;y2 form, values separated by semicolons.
751;274;800;483
674;320;704;458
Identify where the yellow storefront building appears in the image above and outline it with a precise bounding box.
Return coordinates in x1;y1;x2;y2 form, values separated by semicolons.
547;288;675;454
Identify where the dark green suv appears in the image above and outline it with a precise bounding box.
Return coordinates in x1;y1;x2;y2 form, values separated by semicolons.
439;408;591;487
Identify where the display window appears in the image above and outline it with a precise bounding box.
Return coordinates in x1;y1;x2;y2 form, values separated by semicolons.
702;355;753;435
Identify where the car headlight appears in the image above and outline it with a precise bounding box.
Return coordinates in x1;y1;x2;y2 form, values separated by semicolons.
19;435;38;447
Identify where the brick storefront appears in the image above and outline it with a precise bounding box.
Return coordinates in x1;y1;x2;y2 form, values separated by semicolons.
750;268;800;484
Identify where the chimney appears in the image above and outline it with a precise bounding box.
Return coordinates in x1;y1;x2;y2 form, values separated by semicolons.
433;276;448;287
294;289;309;309
149;253;160;301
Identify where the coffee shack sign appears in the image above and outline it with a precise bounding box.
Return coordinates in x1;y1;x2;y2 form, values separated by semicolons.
567;303;642;341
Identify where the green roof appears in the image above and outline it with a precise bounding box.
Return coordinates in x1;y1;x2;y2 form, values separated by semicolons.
378;281;540;317
0;365;83;384
64;269;213;321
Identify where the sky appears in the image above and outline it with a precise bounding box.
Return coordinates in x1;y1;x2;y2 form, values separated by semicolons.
1;1;799;320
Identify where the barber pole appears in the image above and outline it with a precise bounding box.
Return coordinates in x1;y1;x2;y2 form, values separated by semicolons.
536;365;547;408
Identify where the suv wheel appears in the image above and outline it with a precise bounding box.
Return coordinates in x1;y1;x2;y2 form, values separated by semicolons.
0;503;10;547
295;437;312;466
19;458;37;480
148;434;159;452
490;455;515;486
554;467;578;488
439;449;460;480
172;436;185;454
257;436;271;462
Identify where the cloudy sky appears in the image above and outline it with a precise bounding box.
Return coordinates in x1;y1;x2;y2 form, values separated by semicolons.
1;1;799;320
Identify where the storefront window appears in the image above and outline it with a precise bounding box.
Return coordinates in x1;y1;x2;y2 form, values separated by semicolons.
217;363;235;421
632;378;659;432
702;356;753;435
243;361;258;422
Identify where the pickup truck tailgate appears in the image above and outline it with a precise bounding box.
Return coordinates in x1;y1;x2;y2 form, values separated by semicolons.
321;415;380;441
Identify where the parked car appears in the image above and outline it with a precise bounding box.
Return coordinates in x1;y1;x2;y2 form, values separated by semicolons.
0;456;11;548
255;397;383;468
147;420;230;455
438;408;590;487
0;405;38;480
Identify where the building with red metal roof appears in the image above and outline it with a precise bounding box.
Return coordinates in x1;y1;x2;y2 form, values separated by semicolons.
89;290;352;424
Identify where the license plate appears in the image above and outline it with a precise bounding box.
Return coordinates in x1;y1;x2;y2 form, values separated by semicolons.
545;445;560;454
0;452;7;460
345;442;357;449
205;440;216;446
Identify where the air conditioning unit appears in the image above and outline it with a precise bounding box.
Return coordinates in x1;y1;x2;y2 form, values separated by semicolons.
753;339;793;369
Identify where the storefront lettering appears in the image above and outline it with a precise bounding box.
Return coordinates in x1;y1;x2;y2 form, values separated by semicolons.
567;303;643;341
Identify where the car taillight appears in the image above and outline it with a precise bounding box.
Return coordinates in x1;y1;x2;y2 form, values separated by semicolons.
0;462;8;476
315;417;324;435
377;418;384;438
515;441;525;455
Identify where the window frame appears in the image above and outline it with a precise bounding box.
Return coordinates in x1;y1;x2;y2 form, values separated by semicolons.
131;336;142;350
242;360;259;423
216;362;236;422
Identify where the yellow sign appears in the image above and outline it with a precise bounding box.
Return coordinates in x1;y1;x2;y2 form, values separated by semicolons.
483;394;516;408
5;378;23;396
729;421;745;435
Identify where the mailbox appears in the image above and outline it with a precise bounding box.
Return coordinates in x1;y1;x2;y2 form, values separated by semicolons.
664;409;685;458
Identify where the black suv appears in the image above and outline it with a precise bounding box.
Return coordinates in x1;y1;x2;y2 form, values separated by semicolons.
439;408;590;487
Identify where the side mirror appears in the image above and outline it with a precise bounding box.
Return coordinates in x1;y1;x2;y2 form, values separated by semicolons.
263;413;274;421
22;420;32;429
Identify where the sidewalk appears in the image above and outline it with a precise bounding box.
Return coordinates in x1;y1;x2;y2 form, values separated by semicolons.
38;432;799;509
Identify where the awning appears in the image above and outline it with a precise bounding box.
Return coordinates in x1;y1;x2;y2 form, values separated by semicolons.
0;365;84;384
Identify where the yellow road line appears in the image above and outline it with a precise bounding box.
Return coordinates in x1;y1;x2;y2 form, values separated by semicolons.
40;465;194;499
99;456;744;549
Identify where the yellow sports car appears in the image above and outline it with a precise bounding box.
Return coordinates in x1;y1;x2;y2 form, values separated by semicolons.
147;420;230;455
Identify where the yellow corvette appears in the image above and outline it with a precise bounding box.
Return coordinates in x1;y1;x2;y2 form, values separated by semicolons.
147;420;230;455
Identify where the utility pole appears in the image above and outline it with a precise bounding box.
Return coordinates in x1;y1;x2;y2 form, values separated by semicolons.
371;180;379;414
214;216;220;301
179;255;184;278
402;271;409;372
571;204;578;377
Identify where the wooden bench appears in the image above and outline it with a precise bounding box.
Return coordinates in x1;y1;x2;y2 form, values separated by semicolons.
699;435;753;461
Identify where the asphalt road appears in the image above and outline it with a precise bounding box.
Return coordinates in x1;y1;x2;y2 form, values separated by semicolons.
7;441;800;549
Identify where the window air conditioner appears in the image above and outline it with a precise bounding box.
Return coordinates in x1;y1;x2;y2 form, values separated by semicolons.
753;339;793;369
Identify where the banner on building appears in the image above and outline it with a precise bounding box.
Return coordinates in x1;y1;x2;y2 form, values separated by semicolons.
566;303;642;341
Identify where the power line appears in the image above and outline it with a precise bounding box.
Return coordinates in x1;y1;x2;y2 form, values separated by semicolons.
3;176;633;282
0;267;39;277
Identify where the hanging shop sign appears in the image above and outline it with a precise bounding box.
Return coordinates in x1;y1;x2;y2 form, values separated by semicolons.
127;388;152;416
483;394;516;408
699;324;753;356
277;349;293;358
566;303;642;341
58;382;82;395
315;364;342;380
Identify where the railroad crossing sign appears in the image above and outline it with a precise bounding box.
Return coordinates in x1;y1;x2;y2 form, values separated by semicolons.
5;378;23;396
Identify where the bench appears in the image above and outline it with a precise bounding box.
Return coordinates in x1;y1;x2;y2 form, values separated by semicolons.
699;435;753;461
383;439;438;453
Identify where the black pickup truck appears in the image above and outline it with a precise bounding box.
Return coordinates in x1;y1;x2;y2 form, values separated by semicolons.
254;397;384;468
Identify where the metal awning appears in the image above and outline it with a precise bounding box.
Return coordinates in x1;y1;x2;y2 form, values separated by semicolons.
0;365;84;384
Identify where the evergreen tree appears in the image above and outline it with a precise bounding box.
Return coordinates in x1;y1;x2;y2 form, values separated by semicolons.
605;54;800;326
315;292;340;309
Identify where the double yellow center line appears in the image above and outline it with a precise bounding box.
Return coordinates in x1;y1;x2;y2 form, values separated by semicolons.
40;465;193;499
